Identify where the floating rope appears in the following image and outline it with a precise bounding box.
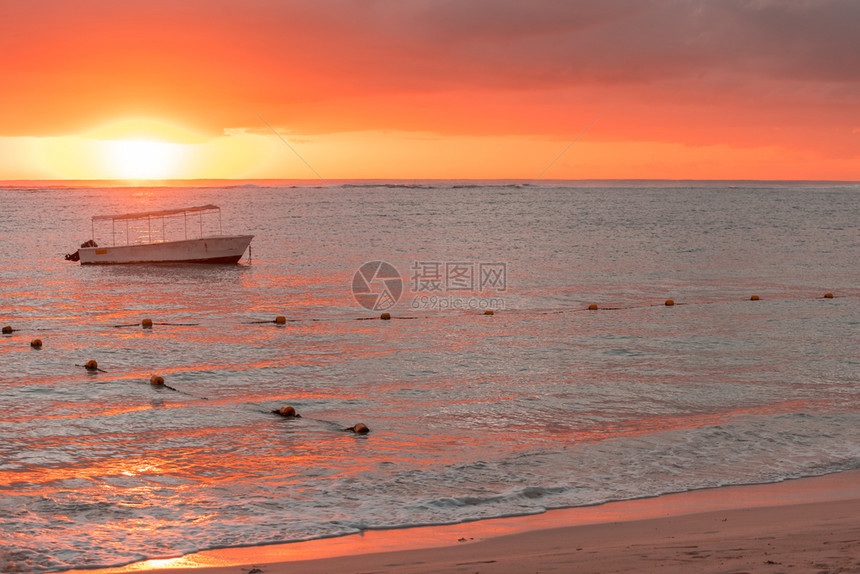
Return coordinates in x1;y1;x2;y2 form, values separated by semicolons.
355;315;417;321
76;360;107;373
113;321;200;328
149;374;208;400
247;316;299;324
264;406;371;436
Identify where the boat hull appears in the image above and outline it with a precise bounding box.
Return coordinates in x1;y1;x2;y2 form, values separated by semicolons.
78;235;254;265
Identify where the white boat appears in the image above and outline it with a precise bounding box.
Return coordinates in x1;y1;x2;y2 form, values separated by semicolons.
66;205;253;265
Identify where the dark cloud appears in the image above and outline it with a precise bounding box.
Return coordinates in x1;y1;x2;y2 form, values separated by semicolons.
384;0;860;87
726;0;860;82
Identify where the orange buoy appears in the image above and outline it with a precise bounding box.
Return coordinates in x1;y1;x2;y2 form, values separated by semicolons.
272;405;300;418
30;338;42;349
141;318;153;329
587;304;598;311
1;325;12;334
150;374;165;386
345;423;369;434
380;312;391;320
275;316;286;325
665;299;675;306
750;295;760;301
85;359;99;371
823;292;834;299
483;310;494;315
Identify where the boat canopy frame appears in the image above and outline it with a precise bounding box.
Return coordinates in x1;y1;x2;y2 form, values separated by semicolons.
91;205;223;247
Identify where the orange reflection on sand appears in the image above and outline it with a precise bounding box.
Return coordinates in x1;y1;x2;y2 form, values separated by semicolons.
60;470;860;574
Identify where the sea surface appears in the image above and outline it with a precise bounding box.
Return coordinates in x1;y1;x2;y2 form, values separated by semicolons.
1;180;858;572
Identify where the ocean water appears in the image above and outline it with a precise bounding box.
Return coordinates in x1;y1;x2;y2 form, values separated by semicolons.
1;180;858;572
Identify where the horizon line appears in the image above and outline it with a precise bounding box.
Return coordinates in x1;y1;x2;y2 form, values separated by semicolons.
2;177;859;187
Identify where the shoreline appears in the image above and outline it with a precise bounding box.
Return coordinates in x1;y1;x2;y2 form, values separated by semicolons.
63;469;860;574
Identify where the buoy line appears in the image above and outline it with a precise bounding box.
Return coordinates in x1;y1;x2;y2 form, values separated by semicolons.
112;321;200;328
559;292;849;315
148;374;209;400
3;292;851;342
267;404;370;435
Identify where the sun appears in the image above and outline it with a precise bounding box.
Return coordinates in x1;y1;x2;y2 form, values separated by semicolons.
102;138;186;180
87;118;200;180
39;117;275;180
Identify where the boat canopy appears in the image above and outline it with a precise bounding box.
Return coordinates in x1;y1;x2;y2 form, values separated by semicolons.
92;204;220;221
89;204;224;246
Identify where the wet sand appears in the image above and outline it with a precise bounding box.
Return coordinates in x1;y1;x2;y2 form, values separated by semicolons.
65;469;860;574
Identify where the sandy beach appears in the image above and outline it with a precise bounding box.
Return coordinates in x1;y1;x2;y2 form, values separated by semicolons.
63;469;860;574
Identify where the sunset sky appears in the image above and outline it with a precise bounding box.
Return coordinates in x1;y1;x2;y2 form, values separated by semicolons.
1;0;858;180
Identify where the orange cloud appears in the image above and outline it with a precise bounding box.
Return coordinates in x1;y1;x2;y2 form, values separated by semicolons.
0;0;858;179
